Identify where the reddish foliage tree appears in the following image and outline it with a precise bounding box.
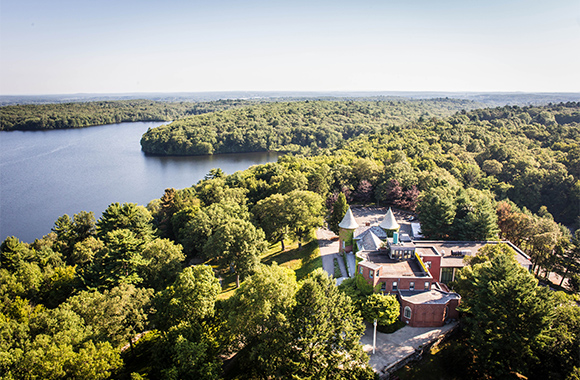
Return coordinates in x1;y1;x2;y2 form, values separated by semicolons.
354;180;373;204
384;179;403;205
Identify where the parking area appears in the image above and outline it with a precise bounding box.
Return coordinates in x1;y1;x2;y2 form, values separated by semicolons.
351;206;416;237
361;321;458;376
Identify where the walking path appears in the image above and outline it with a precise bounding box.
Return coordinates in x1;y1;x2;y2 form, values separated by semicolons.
317;228;348;281
345;252;356;277
361;322;458;377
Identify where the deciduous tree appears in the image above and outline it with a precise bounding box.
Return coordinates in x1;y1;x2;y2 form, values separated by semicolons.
361;293;399;328
253;194;290;250
203;219;267;287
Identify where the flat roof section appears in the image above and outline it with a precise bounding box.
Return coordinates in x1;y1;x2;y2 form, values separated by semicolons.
363;253;430;278
415;246;440;257
415;241;487;256
416;241;532;269
399;289;461;305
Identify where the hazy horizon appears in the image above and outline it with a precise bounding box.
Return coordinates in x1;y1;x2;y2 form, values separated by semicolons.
1;0;579;95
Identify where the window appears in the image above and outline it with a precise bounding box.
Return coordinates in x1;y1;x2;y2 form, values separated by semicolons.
424;281;430;290
404;306;412;319
369;270;374;279
441;267;454;284
381;282;386;292
392;281;398;291
409;282;415;291
359;266;363;274
376;267;380;277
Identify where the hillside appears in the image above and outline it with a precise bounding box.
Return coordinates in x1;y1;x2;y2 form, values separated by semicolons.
139;99;479;155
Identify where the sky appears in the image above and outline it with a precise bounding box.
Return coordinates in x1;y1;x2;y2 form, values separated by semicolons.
0;0;579;95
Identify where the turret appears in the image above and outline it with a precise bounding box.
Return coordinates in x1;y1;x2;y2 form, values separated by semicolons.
338;207;359;254
379;207;400;238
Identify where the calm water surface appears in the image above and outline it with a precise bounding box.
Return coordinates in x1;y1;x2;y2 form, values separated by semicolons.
0;122;278;243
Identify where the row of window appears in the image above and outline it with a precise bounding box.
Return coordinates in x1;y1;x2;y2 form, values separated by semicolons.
391;249;415;260
358;266;430;291
361;266;381;278
379;281;430;291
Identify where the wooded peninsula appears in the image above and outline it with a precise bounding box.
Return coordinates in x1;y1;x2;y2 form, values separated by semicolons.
1;97;579;380
0;99;257;131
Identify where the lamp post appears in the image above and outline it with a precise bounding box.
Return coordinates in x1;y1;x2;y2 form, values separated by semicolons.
373;319;377;354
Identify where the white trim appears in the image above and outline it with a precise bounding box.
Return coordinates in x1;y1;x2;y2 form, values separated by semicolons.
404;306;412;319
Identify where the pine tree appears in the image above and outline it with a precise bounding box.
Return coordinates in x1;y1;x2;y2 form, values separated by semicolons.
281;269;374;379
456;251;552;378
328;192;348;235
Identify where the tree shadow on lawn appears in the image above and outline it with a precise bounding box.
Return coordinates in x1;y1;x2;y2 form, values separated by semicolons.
261;237;322;281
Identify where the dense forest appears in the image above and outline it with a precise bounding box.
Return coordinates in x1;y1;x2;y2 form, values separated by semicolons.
141;101;580;226
0;97;480;132
2;99;580;379
139;99;479;155
0;99;264;131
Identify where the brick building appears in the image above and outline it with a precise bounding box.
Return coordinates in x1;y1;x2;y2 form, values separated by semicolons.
341;207;532;327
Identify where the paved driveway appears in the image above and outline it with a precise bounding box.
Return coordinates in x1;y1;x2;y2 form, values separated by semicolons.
361;322;458;375
317;228;347;279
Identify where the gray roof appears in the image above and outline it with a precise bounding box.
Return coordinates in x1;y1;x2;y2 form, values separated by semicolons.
379;207;400;230
354;225;387;241
359;230;383;252
399;289;461;304
354;226;388;252
338;208;359;229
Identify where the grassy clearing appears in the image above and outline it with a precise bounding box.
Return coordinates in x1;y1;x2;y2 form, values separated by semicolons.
262;230;322;281
216;230;322;299
333;258;342;278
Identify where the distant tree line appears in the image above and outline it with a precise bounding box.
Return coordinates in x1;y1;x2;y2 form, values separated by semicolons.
0;99;263;131
139;99;478;155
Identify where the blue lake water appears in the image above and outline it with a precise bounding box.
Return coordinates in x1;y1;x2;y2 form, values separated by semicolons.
0;121;279;243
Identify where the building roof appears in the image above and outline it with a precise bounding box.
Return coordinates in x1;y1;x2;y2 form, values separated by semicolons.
338;207;359;229
399;289;461;305
415;240;533;269
358;230;383;252
379;207;400;230
411;222;423;238
354;226;387;242
361;253;431;279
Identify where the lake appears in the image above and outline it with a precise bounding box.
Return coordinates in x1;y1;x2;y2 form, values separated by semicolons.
0;122;279;243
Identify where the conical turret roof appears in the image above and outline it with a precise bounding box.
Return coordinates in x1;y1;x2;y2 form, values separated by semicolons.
379;207;400;230
338;207;359;229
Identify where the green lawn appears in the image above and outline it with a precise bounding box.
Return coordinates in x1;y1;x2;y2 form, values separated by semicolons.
217;230;322;299
333;258;342;278
261;230;322;281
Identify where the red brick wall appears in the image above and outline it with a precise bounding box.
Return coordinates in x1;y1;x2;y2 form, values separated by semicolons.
400;296;460;327
422;255;441;282
359;264;433;291
374;277;431;292
358;264;378;287
400;299;446;327
447;298;460;320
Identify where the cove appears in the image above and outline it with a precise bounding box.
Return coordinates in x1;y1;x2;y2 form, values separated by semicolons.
0;121;279;243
